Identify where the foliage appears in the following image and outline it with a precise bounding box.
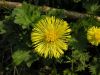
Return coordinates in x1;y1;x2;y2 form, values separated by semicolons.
12;2;41;29
0;1;100;75
46;9;65;18
83;2;100;15
63;69;76;75
0;21;6;34
12;50;39;67
72;50;89;71
89;57;100;75
12;50;31;65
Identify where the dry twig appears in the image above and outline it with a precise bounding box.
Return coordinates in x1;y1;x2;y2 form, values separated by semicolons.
0;1;100;21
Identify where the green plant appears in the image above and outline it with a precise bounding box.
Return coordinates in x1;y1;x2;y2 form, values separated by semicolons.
0;1;100;75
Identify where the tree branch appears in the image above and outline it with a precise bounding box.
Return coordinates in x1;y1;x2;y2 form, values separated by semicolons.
0;1;22;8
0;1;100;21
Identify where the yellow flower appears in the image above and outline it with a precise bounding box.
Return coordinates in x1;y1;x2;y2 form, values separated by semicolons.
31;16;71;58
87;26;100;46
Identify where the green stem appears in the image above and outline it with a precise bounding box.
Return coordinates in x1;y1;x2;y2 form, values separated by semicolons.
71;59;74;75
71;49;74;75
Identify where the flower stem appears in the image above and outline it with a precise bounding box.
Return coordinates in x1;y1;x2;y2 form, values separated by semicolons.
71;59;74;75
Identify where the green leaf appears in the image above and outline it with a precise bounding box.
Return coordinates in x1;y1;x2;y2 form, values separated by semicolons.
89;57;100;75
63;69;77;75
72;50;90;71
83;1;100;15
12;2;41;29
25;53;39;68
26;60;34;68
12;50;31;65
0;21;6;34
51;67;58;75
47;9;65;18
89;65;97;75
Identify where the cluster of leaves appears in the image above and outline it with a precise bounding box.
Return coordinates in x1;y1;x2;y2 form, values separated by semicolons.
12;2;41;29
0;3;41;74
69;16;100;75
0;1;100;75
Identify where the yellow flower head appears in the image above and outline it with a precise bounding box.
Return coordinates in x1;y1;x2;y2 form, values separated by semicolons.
87;26;100;46
31;16;71;58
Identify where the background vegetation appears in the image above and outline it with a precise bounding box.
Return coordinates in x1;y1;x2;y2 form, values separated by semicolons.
0;0;100;75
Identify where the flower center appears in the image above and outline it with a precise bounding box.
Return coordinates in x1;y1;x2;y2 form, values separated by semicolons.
45;31;58;42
